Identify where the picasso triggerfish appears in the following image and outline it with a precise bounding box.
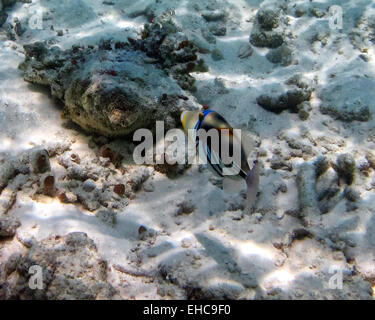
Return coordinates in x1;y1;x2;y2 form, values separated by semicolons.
181;108;260;211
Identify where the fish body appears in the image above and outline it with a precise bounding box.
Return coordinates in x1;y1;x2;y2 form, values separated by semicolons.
181;109;259;210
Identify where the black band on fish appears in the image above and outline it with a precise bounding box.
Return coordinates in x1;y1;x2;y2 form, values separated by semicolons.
194;111;214;147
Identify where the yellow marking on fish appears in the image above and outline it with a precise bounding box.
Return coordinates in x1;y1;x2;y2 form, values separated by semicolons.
181;111;188;129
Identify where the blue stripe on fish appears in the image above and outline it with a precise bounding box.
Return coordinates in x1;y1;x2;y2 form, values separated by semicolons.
194;110;215;130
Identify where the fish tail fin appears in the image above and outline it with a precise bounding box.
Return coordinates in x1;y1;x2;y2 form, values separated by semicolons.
245;160;260;213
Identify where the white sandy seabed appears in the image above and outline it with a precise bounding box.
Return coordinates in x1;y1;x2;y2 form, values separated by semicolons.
0;0;375;299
